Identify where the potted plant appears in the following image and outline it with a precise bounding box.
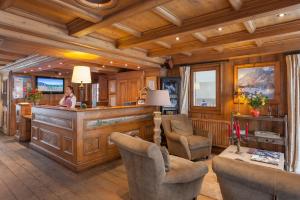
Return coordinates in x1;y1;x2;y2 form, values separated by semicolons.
26;88;43;105
245;92;268;117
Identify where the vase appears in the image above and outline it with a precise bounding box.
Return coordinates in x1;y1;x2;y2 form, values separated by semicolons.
250;109;260;117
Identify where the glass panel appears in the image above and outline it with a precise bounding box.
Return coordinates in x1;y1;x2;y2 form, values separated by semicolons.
193;70;216;107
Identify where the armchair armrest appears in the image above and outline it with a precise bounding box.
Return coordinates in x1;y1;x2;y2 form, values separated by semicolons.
165;132;191;160
163;156;208;184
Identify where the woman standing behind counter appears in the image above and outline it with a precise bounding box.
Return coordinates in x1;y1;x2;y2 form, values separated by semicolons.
59;86;76;108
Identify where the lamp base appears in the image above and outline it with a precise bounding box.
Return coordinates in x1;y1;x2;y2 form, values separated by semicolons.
153;111;162;145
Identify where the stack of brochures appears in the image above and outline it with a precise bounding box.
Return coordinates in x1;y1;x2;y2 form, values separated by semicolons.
250;149;280;165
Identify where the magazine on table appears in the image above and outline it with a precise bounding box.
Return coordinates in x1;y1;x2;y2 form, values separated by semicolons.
249;149;280;165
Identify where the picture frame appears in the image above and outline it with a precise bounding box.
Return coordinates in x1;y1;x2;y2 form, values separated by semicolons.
234;62;280;104
145;76;157;90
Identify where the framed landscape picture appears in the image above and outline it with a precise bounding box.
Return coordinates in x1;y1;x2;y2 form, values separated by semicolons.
234;62;280;103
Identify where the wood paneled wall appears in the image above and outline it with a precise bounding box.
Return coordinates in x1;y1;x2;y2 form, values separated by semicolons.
170;53;287;120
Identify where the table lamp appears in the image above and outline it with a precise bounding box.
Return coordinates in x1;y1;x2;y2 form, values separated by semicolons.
72;66;91;106
145;90;171;145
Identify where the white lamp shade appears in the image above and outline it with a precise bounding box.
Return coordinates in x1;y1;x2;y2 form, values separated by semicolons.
145;90;171;106
72;66;91;84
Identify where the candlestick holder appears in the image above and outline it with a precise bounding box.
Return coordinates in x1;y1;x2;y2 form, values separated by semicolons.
235;139;241;154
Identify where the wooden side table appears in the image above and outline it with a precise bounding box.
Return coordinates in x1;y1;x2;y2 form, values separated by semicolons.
15;103;32;142
219;145;285;170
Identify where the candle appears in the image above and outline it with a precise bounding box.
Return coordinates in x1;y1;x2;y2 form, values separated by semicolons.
246;122;249;138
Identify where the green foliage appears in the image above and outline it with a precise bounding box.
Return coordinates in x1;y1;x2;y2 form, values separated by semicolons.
26;88;42;103
246;93;269;109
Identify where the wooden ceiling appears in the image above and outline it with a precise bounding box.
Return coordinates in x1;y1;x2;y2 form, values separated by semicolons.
1;0;300;72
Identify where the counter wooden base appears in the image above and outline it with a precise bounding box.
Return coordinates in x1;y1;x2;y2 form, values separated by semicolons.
30;105;155;172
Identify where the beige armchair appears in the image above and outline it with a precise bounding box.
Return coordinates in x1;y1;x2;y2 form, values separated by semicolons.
162;115;212;160
212;156;300;200
110;132;208;200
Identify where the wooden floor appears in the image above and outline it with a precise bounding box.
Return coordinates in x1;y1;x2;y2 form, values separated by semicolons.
0;133;214;200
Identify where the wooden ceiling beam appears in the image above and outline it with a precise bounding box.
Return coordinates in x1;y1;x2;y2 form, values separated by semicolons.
153;6;182;26
192;32;207;43
0;10;163;66
243;20;256;33
0;27;162;68
213;46;224;53
69;0;173;37
0;49;25;57
118;0;300;48
47;0;102;23
228;0;243;10
112;23;141;37
173;37;300;64
255;39;264;47
0;0;15;10
154;41;172;49
148;19;300;57
180;52;192;57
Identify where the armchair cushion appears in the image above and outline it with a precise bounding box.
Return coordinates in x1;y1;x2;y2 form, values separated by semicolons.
170;119;193;136
187;135;210;150
163;155;208;184
160;146;170;172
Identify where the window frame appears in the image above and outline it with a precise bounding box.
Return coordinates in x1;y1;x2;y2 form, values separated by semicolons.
190;64;221;113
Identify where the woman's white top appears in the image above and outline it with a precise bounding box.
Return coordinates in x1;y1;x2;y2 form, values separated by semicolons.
59;94;77;108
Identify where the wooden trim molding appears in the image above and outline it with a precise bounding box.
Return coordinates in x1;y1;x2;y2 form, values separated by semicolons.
190;63;222;114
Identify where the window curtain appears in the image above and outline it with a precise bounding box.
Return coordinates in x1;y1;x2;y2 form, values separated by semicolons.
286;54;300;173
179;66;190;115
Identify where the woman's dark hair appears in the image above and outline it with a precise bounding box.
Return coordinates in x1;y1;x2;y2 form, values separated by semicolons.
67;86;74;94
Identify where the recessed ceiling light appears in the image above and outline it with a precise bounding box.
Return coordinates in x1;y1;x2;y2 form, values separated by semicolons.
59;62;63;65
125;64;128;67
38;67;42;70
110;61;113;64
218;27;223;31
24;71;27;73
175;36;180;41
30;69;34;72
137;66;141;69
58;72;62;76
277;13;286;17
48;65;51;68
102;65;105;68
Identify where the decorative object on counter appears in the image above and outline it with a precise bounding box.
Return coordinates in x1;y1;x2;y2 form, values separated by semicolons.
145;90;171;145
245;92;269;117
80;103;87;109
160;77;180;114
138;87;150;104
71;66;91;106
234;88;246;115
26;88;42;105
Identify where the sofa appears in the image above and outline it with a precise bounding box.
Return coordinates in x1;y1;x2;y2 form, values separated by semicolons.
161;114;212;160
110;132;208;200
212;156;300;200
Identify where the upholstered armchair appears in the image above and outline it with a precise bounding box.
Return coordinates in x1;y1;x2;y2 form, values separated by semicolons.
161;114;212;160
110;132;208;200
212;156;300;200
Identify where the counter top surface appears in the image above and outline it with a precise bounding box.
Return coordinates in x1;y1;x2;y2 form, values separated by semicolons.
32;105;152;112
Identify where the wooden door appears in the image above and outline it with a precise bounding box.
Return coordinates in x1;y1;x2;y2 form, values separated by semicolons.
117;80;128;105
127;79;140;103
99;76;108;101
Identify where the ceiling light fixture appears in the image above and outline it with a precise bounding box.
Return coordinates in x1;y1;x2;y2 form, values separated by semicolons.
176;36;180;41
125;64;128;67
137;66;141;69
76;0;118;9
102;65;105;68
218;27;223;31
277;13;286;17
30;69;34;72
38;67;42;70
110;61;113;64
48;65;51;68
59;62;63;65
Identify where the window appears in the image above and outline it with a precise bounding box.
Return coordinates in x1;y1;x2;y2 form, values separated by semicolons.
191;64;221;112
193;70;216;107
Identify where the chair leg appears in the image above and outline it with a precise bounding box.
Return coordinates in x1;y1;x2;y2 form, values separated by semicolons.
193;197;197;200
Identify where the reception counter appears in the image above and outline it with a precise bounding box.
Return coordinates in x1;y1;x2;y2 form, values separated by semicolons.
30;105;156;171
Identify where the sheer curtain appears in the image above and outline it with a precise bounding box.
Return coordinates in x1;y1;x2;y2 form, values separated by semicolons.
286;54;300;173
179;66;190;115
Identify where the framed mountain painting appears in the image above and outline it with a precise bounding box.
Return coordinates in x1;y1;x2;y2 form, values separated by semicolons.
234;62;280;103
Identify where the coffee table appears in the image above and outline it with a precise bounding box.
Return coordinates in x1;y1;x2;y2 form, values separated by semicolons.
219;145;285;170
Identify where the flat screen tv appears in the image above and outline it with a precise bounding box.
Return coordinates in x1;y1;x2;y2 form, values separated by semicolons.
36;76;64;94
